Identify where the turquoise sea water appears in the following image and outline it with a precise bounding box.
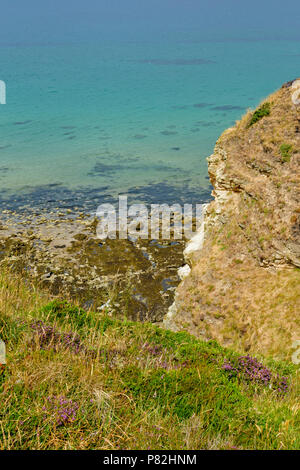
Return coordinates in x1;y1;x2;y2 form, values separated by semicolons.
0;35;299;211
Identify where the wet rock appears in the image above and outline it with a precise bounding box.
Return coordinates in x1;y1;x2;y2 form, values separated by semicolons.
0;209;186;322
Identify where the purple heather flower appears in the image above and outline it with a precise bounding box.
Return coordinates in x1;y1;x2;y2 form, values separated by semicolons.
222;355;288;394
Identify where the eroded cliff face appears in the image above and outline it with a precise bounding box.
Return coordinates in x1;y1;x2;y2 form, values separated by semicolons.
165;80;300;360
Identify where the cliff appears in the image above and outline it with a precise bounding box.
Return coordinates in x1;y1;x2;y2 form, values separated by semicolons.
165;80;300;360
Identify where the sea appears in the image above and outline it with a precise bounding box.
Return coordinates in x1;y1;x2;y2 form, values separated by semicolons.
0;31;299;212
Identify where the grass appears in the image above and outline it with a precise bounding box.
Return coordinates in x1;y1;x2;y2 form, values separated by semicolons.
0;268;299;450
247;102;271;127
280;144;293;163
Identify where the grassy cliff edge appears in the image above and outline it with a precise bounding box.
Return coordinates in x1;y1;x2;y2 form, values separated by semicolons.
0;267;299;450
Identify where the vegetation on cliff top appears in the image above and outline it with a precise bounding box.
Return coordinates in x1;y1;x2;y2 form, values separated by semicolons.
0;268;299;450
247;102;271;127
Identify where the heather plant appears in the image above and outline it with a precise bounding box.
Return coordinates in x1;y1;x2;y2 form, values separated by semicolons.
29;319;99;361
222;355;289;394
30;319;85;354
140;341;188;370
43;396;79;427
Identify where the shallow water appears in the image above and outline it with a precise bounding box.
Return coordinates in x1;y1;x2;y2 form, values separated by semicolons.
0;35;299;211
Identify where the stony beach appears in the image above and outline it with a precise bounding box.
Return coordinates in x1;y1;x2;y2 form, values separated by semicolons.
0;207;187;322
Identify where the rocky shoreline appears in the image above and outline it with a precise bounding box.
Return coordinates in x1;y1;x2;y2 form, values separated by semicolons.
0;207;189;322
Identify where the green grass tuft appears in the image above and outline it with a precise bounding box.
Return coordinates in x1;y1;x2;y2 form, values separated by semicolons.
247;102;271;127
280;143;293;163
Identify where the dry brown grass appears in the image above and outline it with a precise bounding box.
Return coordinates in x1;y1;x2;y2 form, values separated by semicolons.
0;267;51;320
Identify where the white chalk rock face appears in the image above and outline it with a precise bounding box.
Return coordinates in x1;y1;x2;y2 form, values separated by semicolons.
291;79;300;89
184;204;208;258
292;79;300;105
178;264;191;280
